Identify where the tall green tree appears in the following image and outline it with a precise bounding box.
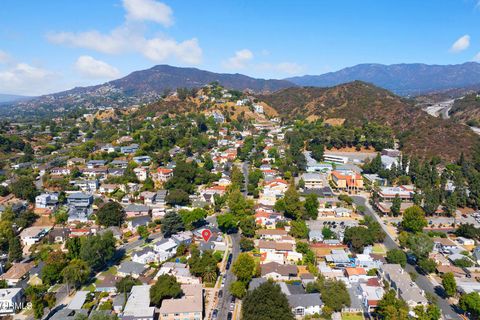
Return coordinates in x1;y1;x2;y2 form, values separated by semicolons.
406;232;434;259
61;259;91;293
304;194;319;219
459;292;480;318
8;236;22;263
150;275;183;307
283;184;303;219
79;231;116;271
390;194;401;216
289;219;309;239
376;289;409;320
386;249;407;267
442;272;457;297
242;281;294;320
232;253;256;283
413;304;441;320
401;205;428;233
41;251;68;285
161;212;185;237
96;202;125;227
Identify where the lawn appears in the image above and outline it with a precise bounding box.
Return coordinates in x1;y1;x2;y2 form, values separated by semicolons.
99;266;118;277
372;243;387;255
342;313;364;320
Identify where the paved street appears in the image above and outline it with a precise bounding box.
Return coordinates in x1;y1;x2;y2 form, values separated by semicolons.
217;233;240;320
352;196;461;320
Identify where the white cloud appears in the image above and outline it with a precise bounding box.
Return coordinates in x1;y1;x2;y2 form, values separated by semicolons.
144;37;202;64
0;63;56;95
75;56;120;79
46;1;201;65
450;35;470;53
0;50;10;64
123;0;173;26
47;26;135;55
473;52;480;62
222;49;254;69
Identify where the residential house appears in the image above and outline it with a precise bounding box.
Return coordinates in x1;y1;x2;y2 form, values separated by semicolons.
19;226;51;246
122;285;155;320
35;193;58;210
96;275;121;293
127;216;151;232
380;264;428;309
110;160;128;168
433;237;458;254
155;262;200;285
48;227;70;243
256;229;288;241
154;238;179;262
67;158;85;167
132;248;158;264
50;167;71;176
258;240;294;254
133;156;151;165
159;284;203;320
120;144;139;154
72;179;99;192
125;204;150;218
287;294;323;317
344;267;369;283
155;168;174;182
86;160;107;169
99;184;118;194
140;191;156;205
171;231;193;245
117;261;147;278
133;167;148;182
0;288;24;315
0;262;35;286
261;262;298;281
260;179;289;205
67;193;93;222
358;278;385;312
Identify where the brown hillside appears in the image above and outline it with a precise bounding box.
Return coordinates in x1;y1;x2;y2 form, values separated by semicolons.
258;81;479;161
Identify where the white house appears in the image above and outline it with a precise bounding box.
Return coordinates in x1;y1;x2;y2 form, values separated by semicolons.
153;238;178;262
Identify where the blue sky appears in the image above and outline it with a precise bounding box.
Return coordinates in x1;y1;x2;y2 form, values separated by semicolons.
0;0;480;95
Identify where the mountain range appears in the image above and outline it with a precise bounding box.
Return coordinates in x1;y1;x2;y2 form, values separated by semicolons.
287;62;480;96
0;94;32;104
4;62;480;118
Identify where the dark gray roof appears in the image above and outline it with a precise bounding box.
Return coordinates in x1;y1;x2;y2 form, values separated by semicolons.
129;215;151;228
50;309;88;320
125;204;150;212
118;261;146;275
287;293;323;308
248;278;267;291
68;192;92;199
286;283;306;295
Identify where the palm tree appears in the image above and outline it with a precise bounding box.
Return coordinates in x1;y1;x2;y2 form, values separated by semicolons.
61;259;91;294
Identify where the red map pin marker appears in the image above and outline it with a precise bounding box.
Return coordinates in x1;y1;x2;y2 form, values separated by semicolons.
201;229;212;242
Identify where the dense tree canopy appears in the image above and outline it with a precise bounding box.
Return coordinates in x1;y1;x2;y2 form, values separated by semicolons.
242;281;294;320
150;275;183;307
96;202;125;227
